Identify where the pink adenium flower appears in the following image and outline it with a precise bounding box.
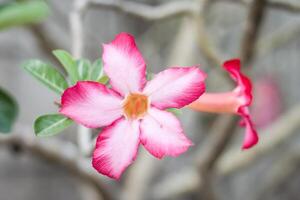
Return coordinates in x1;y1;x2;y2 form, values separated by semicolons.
188;59;258;149
59;33;206;179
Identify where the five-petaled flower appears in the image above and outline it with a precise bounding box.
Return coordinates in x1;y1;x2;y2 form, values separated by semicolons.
59;32;206;179
188;59;258;149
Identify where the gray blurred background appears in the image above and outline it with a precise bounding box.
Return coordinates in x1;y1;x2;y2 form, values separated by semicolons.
0;0;300;199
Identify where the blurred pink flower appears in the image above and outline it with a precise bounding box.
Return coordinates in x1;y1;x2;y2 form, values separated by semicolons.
252;77;282;128
59;32;206;179
188;59;258;149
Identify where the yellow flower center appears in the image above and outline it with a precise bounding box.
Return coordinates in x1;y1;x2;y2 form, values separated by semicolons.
123;93;149;119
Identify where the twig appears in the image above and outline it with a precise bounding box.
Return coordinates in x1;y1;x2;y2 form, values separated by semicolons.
152;103;300;199
258;149;300;199
194;16;223;67
269;0;300;13
0;133;114;200
121;149;159;200
197;115;238;171
240;0;267;64
70;0;88;59
88;0;198;21
70;0;94;156
256;21;300;58
219;0;300;14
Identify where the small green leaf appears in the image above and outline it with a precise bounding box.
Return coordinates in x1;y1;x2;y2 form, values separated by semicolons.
0;1;49;30
53;50;78;84
90;58;104;81
167;108;182;116
76;59;91;80
0;87;18;133
98;75;109;84
34;114;73;137
23;59;68;94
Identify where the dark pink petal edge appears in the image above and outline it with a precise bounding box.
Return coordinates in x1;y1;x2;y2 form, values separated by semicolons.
223;59;259;149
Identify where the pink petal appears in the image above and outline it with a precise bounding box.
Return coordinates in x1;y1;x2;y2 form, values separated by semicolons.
239;107;259;149
143;67;206;109
140;107;193;159
60;81;123;128
223;59;252;106
223;59;258;149
102;32;146;96
92;118;140;179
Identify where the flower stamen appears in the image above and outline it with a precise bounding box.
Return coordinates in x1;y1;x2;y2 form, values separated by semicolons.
123;93;149;119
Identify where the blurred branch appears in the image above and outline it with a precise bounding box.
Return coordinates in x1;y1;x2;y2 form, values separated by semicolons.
0;133;114;200
88;0;198;20
70;0;94;157
258;148;300;198
269;0;300;13
256;21;300;57
121;149;159;200
220;0;300;13
194;15;223;67
153;103;300;199
70;0;88;59
195;115;238;200
240;0;267;64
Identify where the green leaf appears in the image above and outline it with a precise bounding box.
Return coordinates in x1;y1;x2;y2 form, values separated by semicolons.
53;50;78;84
0;87;18;133
167;108;182;116
76;59;91;80
34;114;73;137
0;1;49;30
90;58;104;81
98;75;109;84
23;59;68;94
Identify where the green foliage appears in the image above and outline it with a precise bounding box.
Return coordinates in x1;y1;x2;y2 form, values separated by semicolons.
76;59;91;80
52;50;79;84
0;1;49;30
90;59;103;81
0;87;18;133
34;114;73;137
23;59;68;94
23;49;111;137
90;59;109;84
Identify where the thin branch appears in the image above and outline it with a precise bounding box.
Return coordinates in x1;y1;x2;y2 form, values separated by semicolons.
70;0;88;59
258;149;300;199
269;0;300;13
196;115;238;171
70;0;95;156
0;133;114;200
88;0;199;21
256;21;300;57
220;0;300;14
240;0;267;64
